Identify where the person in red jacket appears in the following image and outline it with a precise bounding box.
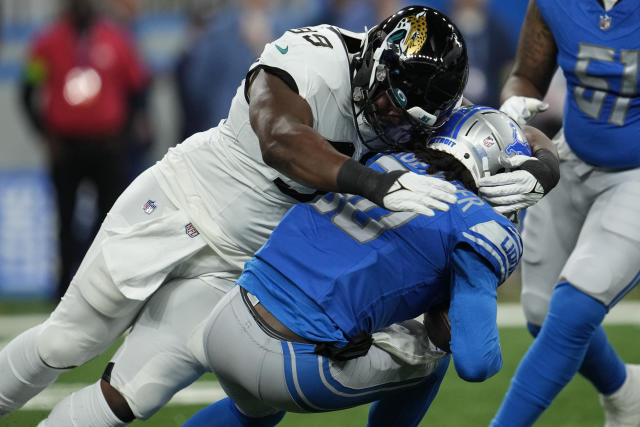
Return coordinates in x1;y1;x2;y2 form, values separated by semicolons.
21;0;150;299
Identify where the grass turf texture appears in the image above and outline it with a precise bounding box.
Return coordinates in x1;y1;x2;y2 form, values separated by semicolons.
3;324;639;427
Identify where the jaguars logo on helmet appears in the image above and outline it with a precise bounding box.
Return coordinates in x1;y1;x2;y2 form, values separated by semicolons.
390;11;428;56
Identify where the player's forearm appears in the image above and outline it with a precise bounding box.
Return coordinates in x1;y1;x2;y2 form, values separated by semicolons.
449;248;503;382
261;124;402;205
523;125;556;156
260;121;348;191
500;75;545;104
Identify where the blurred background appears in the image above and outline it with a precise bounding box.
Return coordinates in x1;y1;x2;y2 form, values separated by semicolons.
0;0;562;301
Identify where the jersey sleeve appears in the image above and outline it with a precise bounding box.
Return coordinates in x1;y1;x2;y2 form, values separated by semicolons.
448;245;502;382
246;26;349;121
457;217;523;284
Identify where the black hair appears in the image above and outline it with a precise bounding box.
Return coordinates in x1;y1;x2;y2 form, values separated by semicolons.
411;144;478;194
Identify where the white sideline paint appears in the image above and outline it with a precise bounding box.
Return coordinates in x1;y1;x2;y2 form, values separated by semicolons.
21;381;227;410
2;302;640;411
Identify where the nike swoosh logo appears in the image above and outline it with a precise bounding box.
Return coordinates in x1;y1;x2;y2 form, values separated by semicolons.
275;44;288;54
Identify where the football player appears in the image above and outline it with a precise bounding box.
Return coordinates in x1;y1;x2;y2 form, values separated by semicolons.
181;106;535;427
485;1;640;426
0;6;468;425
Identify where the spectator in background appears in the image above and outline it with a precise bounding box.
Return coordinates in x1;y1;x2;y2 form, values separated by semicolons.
106;0;155;182
20;0;150;299
450;0;512;108
175;0;327;138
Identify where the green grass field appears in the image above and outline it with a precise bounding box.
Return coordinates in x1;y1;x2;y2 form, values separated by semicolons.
2;314;639;427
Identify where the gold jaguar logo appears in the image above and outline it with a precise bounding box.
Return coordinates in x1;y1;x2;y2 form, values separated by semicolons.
400;12;428;56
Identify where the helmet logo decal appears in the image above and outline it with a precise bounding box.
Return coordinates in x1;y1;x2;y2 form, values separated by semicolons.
393;88;408;107
505;123;532;156
483;136;495;148
389;12;428;56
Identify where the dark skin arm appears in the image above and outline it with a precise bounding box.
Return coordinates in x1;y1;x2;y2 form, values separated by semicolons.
500;0;558;103
247;69;350;192
523;125;557;156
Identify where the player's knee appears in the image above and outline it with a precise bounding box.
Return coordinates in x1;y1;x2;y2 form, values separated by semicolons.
103;361;172;420
100;379;135;423
521;290;550;327
36;323;95;368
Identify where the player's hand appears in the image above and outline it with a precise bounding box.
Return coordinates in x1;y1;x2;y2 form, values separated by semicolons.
500;96;549;126
477;155;544;214
381;172;457;217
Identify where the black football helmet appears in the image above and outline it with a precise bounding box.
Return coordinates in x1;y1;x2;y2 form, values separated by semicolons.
351;5;468;151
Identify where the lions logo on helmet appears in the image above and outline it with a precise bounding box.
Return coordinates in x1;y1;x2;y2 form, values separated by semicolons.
427;106;532;186
505;122;531;157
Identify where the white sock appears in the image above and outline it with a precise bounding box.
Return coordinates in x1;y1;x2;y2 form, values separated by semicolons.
0;325;63;416
38;381;126;427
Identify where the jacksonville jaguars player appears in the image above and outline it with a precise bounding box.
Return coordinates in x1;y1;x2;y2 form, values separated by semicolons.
180;106;534;427
0;6;470;426
485;1;640;426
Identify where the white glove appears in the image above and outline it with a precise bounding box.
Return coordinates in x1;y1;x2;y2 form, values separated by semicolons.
477;155;544;214
500;96;549;126
382;172;457;217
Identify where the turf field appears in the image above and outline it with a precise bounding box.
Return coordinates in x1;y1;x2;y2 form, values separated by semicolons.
1;302;639;427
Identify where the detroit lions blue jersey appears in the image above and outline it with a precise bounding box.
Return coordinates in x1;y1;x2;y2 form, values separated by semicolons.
536;0;640;167
240;152;522;343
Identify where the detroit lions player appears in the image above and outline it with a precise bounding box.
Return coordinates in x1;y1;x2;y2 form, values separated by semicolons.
180;106;532;427
0;6;470;425
487;1;640;426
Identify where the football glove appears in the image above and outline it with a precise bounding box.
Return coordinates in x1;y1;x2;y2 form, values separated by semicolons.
380;171;458;217
337;159;457;217
478;151;559;215
500;96;549;126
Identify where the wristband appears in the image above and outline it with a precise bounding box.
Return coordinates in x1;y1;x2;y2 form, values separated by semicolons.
337;159;404;206
518;148;560;194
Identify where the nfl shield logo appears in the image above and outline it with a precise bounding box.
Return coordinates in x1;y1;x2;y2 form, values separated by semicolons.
599;14;612;31
143;200;157;214
483;136;495;148
185;223;199;238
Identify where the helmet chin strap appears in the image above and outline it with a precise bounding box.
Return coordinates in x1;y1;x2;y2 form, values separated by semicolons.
354;107;389;152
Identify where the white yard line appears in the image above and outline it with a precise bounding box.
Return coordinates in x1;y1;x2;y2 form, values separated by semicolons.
21;381;227;411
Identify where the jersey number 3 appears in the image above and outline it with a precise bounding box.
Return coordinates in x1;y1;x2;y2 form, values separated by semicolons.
574;43;639;126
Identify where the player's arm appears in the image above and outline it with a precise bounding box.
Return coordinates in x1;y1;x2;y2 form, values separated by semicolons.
480;1;562;217
448;245;502;382
248;69;347;191
500;0;558;125
248;70;457;216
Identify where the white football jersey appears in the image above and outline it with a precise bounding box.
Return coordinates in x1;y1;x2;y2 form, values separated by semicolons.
153;25;366;276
